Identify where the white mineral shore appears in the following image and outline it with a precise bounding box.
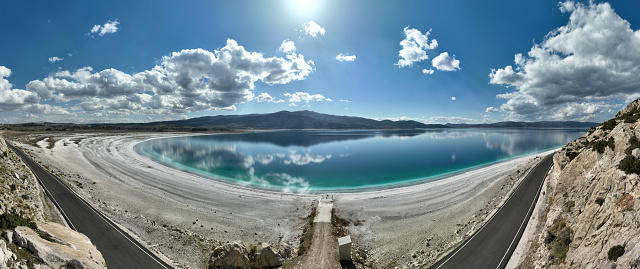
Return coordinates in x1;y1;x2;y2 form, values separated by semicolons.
14;132;554;268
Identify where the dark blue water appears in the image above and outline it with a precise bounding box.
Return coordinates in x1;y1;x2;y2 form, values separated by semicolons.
134;129;586;193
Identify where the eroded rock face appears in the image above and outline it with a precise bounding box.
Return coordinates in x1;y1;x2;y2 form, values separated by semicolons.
14;222;105;269
526;99;640;268
0;136;8;156
209;241;284;269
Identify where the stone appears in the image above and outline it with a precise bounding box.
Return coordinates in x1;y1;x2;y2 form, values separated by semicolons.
3;230;14;244
633;148;640;159
210;242;251;269
13;222;105;269
251;243;283;268
0;240;16;265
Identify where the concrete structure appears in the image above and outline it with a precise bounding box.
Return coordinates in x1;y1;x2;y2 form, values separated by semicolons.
338;235;352;261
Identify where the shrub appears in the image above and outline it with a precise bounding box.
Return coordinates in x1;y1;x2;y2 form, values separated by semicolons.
618;155;640;174
595;197;605;206
591;137;615;153
0;212;37;230
608;245;625;261
546;219;572;264
565;151;579;161
601;119;617;131
625;136;640;155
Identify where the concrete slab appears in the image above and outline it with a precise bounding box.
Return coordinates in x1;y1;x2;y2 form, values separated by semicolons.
314;199;333;223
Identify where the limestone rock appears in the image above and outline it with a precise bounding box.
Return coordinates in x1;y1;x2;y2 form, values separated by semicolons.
210;242;251;269
0;240;16;265
0;135;7;156
14;222;105;269
209;241;284;269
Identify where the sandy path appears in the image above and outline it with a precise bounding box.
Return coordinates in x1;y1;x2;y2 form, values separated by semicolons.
12;132;555;268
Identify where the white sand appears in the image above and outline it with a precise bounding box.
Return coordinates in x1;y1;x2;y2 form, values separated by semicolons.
13;132;554;268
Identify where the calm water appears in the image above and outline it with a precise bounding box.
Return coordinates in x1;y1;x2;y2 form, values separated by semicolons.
135;128;586;193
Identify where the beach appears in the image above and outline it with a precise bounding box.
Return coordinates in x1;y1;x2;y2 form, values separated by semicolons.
11;132;553;268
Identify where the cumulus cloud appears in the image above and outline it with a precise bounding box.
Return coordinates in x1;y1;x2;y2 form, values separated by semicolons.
23;104;71;115
489;1;640;120
48;57;63;63
284;92;331;103
451;96;456;101
26;39;315;115
422;69;434;75
0;66;39;112
89;20;119;37
279;40;296;53
303;21;325;37
256;93;275;102
485;107;500;113
396;27;438;67
336;53;356;62
432;52;460;71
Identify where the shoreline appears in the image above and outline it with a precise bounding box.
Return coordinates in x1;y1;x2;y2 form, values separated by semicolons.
9;132;555;268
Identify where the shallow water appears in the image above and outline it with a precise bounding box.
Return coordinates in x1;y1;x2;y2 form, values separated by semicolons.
135;128;586;192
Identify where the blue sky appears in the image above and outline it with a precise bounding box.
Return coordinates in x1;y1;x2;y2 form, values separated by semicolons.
1;0;640;124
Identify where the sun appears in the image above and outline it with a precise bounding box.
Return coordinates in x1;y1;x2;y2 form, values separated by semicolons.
294;0;315;10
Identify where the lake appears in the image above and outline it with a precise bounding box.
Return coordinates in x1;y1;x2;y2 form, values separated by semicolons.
134;128;587;193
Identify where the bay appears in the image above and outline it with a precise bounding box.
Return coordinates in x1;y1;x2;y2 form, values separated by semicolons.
134;128;587;193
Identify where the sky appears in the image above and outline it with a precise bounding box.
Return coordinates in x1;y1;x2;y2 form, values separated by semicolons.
1;0;640;124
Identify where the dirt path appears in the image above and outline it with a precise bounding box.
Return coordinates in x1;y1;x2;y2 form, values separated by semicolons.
292;199;341;269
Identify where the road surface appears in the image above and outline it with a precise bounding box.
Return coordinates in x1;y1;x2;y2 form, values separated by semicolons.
430;154;553;269
8;143;172;269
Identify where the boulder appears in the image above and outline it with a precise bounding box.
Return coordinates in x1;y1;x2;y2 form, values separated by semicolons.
0;240;16;265
0;135;7;156
13;222;105;269
251;243;283;268
210;242;251;269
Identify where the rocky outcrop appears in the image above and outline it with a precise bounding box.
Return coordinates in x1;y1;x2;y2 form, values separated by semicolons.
209;241;289;269
13;222;105;269
524;99;640;268
0;135;8;157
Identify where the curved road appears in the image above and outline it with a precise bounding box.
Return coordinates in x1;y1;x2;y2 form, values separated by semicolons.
430;154;553;269
8;143;172;269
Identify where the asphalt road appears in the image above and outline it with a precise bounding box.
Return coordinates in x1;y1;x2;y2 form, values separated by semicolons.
8;143;172;269
430;154;553;269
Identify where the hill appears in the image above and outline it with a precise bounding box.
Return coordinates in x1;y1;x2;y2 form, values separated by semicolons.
445;121;598;128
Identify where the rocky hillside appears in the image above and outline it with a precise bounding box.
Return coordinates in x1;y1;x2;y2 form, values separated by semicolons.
523;99;640;268
0;135;105;268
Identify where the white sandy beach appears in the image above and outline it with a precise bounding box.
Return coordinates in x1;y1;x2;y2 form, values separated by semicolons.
12;132;554;268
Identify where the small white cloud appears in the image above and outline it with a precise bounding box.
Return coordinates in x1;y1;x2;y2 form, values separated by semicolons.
286;92;330;103
485;107;500;113
89;20;119;37
451;96;456;101
279;40;296;53
429;116;475;124
422;69;434;75
257;93;275;102
432;52;460;71
289;103;297;107
396;27;438;67
303;21;325;37
338;99;351;102
275;99;285;103
48;57;64;63
336;53;356;62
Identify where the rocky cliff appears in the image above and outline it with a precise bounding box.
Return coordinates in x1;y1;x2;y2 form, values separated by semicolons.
523;99;640;268
0;134;105;268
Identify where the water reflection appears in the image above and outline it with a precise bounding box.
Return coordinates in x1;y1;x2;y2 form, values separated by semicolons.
136;128;588;192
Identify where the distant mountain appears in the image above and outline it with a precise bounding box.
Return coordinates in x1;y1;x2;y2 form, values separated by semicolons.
146;110;448;130
445;121;599;128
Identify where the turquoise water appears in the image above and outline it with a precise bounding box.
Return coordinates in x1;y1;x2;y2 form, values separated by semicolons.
135;128;586;193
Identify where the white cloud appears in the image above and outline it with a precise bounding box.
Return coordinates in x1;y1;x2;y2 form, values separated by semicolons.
485;107;500;113
336;53;356;62
396;27;438;67
422;69;434;75
338;99;351;103
26;39;315;115
89;20;119;37
432;52;460;71
303;21;325;37
285;92;330;103
429;116;475;124
23;104;71;115
489;1;640;120
257;93;275;102
289;103;297;107
48;57;64;63
279;40;296;53
451;96;456;101
0;66;39;112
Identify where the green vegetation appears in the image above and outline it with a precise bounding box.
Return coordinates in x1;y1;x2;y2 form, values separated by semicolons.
601;119;617;131
0;211;37;230
545;219;572;265
618;136;640;174
297;206;317;256
9;184;16;191
607;245;625;261
595;197;605;206
625;136;640;155
565;150;579;162
590;137;615;153
616;105;640;123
